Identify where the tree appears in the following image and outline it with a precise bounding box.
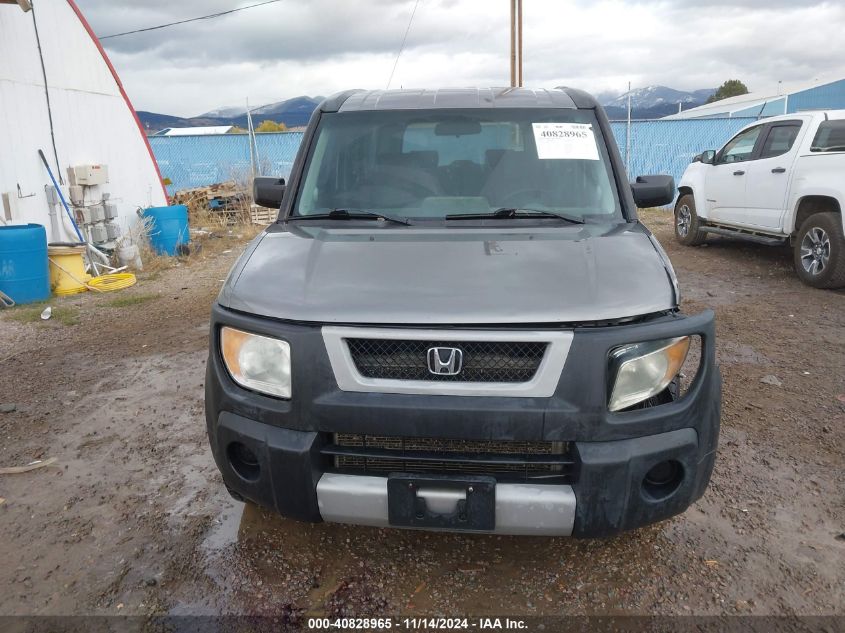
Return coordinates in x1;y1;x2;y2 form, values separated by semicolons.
227;126;248;134
255;120;288;133
706;80;749;104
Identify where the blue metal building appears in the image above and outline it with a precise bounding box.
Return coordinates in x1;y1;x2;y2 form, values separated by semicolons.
664;77;845;119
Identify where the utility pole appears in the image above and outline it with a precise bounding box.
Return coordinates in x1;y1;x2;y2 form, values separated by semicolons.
509;0;523;87
246;98;260;180
510;0;516;86
517;0;523;87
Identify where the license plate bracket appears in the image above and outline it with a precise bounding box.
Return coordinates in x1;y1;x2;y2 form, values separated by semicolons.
387;473;495;531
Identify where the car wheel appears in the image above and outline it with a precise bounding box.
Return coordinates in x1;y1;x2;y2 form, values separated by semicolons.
793;212;845;289
674;194;706;246
225;483;246;503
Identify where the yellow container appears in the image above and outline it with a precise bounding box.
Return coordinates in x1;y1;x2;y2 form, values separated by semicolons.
48;244;89;296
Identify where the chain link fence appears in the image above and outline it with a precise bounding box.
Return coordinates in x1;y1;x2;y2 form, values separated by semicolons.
149;118;758;196
609;117;756;185
149;132;304;195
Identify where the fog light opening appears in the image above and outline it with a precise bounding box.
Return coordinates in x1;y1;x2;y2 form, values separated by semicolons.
227;441;260;482
642;460;683;501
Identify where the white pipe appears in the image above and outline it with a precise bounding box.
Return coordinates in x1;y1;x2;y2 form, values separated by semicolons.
59;210;77;241
86;243;110;265
48;202;59;241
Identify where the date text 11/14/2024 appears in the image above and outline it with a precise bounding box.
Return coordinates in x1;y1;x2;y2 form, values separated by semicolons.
306;617;528;630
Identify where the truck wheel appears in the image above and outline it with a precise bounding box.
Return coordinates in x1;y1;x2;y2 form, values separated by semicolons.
794;212;845;289
674;195;706;246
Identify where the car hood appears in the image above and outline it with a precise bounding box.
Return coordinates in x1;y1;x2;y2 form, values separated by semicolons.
220;222;676;325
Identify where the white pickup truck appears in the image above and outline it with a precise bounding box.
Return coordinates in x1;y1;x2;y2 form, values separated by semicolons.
675;111;845;288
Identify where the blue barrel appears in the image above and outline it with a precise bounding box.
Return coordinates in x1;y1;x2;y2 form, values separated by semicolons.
142;205;190;256
0;224;50;305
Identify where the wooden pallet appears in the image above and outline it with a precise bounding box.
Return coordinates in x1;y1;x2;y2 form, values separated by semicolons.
249;204;275;225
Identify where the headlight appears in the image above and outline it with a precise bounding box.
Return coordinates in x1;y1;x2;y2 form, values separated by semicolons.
608;337;689;412
220;327;291;399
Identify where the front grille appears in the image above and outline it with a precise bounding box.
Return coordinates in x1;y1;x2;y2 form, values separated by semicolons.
323;434;578;483
346;339;546;382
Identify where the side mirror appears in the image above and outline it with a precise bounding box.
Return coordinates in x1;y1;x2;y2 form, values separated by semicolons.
699;150;716;165
630;175;675;208
253;177;286;208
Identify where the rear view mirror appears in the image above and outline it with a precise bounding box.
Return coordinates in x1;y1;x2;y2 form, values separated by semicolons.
630;175;675;208
698;150;716;165
434;118;482;136
253;177;286;208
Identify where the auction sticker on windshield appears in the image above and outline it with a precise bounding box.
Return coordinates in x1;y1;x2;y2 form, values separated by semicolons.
532;122;600;160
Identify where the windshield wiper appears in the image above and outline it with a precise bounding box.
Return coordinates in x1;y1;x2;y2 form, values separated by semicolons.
287;209;411;226
445;207;585;224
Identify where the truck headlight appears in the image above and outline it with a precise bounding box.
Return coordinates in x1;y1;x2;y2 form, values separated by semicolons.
220;327;291;399
608;337;690;412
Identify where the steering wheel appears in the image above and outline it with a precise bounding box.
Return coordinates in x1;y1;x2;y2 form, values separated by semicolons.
368;165;441;198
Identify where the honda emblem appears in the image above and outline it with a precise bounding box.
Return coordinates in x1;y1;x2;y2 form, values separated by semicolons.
427;347;463;376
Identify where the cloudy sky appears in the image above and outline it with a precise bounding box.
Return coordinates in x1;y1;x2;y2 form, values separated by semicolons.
74;0;845;117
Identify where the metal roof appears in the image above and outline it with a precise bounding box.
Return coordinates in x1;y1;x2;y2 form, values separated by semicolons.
665;76;845;119
333;88;580;112
157;125;234;136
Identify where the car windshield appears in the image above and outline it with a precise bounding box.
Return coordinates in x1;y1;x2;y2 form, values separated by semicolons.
292;108;620;221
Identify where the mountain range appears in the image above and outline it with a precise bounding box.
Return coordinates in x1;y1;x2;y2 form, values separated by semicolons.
136;86;718;132
598;86;716;120
137;96;322;133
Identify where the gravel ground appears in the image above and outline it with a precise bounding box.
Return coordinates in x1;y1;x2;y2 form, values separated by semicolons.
0;211;842;622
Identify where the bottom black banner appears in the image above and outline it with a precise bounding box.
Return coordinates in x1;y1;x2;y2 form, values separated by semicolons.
0;615;841;633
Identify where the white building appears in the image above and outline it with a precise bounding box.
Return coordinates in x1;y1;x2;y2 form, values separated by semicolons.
0;0;168;242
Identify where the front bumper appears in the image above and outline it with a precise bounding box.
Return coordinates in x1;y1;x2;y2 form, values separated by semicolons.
317;474;577;536
205;305;720;537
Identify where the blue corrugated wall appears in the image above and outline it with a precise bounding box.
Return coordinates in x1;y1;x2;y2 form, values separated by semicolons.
787;79;845;113
149;118;758;195
732;98;786;118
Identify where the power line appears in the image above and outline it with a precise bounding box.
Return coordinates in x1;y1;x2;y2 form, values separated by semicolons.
30;0;63;184
99;0;284;40
386;0;421;89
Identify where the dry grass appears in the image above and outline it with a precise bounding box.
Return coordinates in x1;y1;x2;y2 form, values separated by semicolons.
192;223;264;261
124;214;171;275
4;303;80;326
136;238;174;275
105;293;160;309
638;206;674;231
133;189;263;275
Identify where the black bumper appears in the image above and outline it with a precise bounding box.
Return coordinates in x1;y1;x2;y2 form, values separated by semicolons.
205;305;720;537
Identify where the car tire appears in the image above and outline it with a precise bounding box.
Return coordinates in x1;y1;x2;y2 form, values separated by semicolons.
674;194;706;246
224;483;246;503
793;212;845;289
